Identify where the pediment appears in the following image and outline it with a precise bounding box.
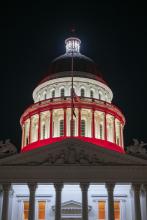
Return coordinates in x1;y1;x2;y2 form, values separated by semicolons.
52;200;91;211
0;138;147;166
62;200;82;209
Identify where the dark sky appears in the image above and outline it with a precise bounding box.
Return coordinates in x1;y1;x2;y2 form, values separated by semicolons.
1;1;147;150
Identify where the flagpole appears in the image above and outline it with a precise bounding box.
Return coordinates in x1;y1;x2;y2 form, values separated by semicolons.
71;50;74;136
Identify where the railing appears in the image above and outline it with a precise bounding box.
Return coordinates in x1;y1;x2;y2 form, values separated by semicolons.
21;96;125;122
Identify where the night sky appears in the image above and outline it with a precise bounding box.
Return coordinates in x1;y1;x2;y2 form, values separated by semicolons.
1;1;147;151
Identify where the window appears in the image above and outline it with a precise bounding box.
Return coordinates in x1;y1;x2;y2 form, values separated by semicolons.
81;120;86;136
114;201;120;220
60;119;64;136
23;200;46;220
80;88;85;97
38;201;46;220
51;90;55;98
61;88;65;97
100;124;103;139
98;201;120;220
44;91;47;99
38;94;41;101
23;201;29;220
70;119;75;136
32;119;38;142
99;91;102;100
90;90;94;98
42;124;46;139
105;94;107;102
98;201;105;220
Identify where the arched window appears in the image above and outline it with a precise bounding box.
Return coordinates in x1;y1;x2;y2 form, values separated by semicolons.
38;94;41;101
60;88;65;97
100;124;103;139
42;124;46;139
116;121;121;145
51;90;55;98
81;119;86;136
70;119;75;136
59;119;64;136
107;121;113;142
44;92;47;99
98;91;102;100
81;88;85;97
90;90;94;98
105;94;107;102
32;120;38;142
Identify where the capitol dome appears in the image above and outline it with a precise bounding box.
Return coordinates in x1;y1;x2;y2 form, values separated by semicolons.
20;36;125;153
39;39;106;84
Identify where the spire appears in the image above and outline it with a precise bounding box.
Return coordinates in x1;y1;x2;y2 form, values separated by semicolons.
65;37;81;54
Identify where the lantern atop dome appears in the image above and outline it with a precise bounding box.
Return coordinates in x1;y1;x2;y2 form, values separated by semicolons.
65;37;81;54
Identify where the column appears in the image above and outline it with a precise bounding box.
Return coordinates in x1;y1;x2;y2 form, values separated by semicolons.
80;183;89;220
132;183;142;220
71;107;74;137
28;183;37;220
38;112;41;141
22;124;25;148
119;122;122;147
1;183;11;220
121;125;124;148
29;116;32;144
50;109;53;138
104;113;107;140
23;123;26;147
105;183;115;220
113;117;116;144
54;183;63;220
78;108;81;137
92;109;95;138
143;184;147;220
64;108;67;137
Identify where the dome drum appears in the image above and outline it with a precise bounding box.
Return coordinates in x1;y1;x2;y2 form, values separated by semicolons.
33;76;113;103
21;96;125;153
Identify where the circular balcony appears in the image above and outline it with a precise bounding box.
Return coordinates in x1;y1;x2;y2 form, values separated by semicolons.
20;97;125;153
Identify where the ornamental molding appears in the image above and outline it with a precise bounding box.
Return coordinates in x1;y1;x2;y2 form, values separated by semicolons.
0;139;17;159
0;138;147;167
126;138;147;159
25;146;117;166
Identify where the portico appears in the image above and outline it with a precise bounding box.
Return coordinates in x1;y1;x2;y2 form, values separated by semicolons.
0;138;147;220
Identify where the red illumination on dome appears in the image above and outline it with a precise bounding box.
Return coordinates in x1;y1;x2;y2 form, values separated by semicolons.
21;137;125;154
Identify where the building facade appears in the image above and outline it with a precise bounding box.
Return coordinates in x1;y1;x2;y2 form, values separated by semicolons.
0;36;147;220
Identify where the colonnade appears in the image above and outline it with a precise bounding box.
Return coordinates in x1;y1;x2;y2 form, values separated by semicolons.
1;182;147;220
22;108;124;149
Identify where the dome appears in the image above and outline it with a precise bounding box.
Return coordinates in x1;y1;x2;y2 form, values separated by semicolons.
39;37;107;85
21;36;125;154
